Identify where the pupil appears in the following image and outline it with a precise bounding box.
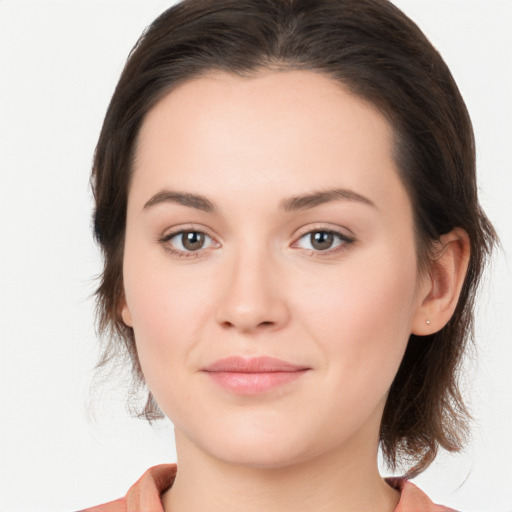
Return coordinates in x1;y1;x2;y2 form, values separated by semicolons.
183;231;204;250
312;231;333;250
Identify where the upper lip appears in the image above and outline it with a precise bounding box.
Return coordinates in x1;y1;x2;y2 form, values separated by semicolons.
202;356;309;373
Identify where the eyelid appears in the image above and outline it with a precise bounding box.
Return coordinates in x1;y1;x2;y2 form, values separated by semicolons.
293;223;355;241
160;223;218;242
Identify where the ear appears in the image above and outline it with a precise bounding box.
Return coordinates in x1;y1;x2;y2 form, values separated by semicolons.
411;227;470;336
118;292;133;327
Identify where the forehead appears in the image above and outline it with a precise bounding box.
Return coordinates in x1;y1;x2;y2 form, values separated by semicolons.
136;69;394;159
132;69;406;217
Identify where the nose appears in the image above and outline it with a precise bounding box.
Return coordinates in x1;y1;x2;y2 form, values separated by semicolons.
214;243;290;334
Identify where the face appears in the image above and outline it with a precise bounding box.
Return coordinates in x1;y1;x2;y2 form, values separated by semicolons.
121;70;428;469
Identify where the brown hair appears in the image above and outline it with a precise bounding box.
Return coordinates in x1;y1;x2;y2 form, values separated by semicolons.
91;0;497;477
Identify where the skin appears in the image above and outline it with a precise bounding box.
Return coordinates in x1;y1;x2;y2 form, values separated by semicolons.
120;70;469;512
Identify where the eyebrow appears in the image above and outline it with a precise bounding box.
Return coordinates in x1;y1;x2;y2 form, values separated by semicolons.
142;187;376;213
280;188;376;212
143;190;218;214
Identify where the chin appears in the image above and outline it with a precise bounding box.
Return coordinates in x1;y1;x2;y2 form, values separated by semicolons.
188;419;330;470
214;443;309;470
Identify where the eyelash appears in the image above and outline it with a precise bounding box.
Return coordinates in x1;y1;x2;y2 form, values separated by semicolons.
159;226;356;260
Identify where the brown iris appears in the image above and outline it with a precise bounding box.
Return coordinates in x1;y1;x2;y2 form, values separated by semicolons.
181;231;206;251
310;231;335;251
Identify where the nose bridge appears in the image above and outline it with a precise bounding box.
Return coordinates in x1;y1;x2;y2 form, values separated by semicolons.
215;233;289;332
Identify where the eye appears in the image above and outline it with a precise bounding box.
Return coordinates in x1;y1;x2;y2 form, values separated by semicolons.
160;229;217;258
294;229;354;254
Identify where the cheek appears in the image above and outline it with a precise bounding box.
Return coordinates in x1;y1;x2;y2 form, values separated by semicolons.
122;270;207;423
295;247;419;393
122;241;194;359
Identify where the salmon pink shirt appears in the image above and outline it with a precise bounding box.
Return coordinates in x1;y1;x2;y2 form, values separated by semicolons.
78;464;458;512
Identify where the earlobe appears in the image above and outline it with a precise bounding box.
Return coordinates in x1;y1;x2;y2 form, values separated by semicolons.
412;228;470;336
119;295;133;327
121;305;133;327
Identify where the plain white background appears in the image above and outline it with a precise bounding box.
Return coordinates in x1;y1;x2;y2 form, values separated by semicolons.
0;1;510;511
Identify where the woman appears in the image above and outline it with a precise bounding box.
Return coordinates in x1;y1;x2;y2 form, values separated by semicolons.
82;0;496;510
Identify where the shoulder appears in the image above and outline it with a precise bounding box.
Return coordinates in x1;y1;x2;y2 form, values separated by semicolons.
77;464;177;512
386;477;461;512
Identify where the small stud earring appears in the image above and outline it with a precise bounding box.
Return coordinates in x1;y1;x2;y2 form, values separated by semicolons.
426;319;431;325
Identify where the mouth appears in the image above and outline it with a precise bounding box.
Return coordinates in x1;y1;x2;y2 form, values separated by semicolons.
201;356;310;395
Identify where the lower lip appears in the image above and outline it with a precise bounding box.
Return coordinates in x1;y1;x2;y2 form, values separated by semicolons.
204;370;308;394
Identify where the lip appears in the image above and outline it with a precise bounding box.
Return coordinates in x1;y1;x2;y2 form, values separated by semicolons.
201;356;310;395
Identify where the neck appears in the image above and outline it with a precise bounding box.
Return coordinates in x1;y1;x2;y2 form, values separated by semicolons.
162;430;399;512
